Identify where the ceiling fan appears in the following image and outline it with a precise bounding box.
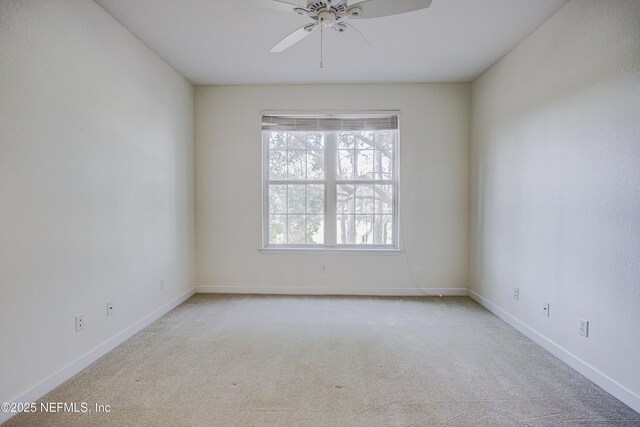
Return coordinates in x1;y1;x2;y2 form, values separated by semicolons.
259;0;433;56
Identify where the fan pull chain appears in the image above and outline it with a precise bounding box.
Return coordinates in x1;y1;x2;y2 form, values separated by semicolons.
320;18;324;69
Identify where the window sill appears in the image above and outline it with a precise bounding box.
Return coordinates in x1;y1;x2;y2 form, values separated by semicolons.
259;247;403;255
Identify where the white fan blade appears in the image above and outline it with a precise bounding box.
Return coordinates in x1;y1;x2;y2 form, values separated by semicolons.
253;0;306;13
348;0;432;19
271;23;318;53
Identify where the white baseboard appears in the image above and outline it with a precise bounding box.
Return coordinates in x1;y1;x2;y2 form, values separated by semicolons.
1;287;196;425
467;289;640;414
195;285;468;297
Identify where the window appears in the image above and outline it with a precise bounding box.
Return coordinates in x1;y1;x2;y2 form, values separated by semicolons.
262;112;399;250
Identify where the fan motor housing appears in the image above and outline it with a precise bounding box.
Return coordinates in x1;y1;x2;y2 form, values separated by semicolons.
308;1;347;14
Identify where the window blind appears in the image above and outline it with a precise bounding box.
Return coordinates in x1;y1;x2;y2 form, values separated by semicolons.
262;115;399;132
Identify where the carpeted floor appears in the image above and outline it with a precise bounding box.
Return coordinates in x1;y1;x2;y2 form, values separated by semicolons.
5;294;640;426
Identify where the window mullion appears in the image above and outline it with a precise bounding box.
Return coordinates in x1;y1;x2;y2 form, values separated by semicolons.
325;132;337;247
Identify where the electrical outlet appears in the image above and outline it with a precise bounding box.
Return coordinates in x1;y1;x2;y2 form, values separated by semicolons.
578;319;589;337
513;288;520;301
75;314;85;332
107;301;114;317
321;264;327;273
159;279;165;290
543;302;550;317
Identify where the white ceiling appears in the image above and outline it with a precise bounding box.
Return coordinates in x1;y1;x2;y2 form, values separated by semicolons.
95;0;568;85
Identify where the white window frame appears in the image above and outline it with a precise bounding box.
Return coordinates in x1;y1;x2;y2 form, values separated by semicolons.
261;111;400;253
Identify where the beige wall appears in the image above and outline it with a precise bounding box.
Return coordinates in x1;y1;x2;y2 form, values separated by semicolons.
196;84;470;293
0;0;195;405
470;0;640;409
